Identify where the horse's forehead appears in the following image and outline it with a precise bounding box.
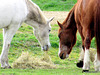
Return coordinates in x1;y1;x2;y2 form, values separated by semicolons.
46;23;51;28
59;29;71;39
39;24;51;30
58;28;66;34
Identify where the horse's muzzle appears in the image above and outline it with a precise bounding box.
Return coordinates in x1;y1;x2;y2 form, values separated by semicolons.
42;45;50;51
59;52;69;59
60;53;65;59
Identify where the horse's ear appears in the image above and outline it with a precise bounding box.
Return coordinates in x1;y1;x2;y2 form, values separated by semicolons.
57;21;63;29
48;17;54;22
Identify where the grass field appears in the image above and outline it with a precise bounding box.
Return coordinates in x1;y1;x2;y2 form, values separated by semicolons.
0;0;99;75
32;0;77;11
0;23;98;75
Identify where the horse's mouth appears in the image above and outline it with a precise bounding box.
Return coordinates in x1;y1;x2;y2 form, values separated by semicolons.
42;45;49;51
59;51;69;59
59;48;71;59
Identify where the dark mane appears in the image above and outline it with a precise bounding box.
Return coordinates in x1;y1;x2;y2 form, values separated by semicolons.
62;5;76;29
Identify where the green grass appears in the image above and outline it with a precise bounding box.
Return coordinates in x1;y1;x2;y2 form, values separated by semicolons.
0;23;99;75
0;0;98;74
1;68;100;75
32;0;77;11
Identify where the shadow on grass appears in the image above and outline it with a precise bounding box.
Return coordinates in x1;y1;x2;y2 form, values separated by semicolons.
83;71;100;73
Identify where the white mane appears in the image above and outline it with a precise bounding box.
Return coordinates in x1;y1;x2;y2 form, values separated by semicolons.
25;0;47;24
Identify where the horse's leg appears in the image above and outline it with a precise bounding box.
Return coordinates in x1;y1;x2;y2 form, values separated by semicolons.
82;30;91;72
94;53;100;71
0;28;12;68
82;48;90;72
77;26;85;68
0;24;20;68
77;47;84;68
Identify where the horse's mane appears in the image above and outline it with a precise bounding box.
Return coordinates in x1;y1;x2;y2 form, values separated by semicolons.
62;5;76;28
25;0;47;24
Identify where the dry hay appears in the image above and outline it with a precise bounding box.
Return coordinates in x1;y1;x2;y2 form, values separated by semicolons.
12;51;57;69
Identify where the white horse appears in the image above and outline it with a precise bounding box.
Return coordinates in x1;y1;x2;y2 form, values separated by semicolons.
0;0;54;68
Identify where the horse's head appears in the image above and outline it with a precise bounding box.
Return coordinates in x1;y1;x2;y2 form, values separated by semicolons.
34;17;54;51
57;19;77;59
57;7;77;59
25;1;54;51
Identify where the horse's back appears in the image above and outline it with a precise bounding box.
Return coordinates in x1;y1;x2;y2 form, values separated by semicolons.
0;0;28;28
75;0;96;27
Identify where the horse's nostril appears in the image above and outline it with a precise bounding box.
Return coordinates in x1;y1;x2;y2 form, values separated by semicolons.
45;45;49;51
42;45;49;51
60;53;64;59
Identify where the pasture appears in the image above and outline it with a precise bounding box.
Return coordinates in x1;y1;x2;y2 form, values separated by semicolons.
0;22;99;75
0;0;100;75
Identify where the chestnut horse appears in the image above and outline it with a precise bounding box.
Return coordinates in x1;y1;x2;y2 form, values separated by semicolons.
57;0;100;72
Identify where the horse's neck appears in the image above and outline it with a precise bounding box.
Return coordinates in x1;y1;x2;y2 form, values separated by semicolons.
26;0;47;24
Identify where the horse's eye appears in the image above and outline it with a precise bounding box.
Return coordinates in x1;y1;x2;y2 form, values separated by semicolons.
49;30;51;32
58;31;62;38
58;34;60;38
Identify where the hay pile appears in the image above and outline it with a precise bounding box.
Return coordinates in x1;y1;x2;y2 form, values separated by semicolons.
12;52;57;69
